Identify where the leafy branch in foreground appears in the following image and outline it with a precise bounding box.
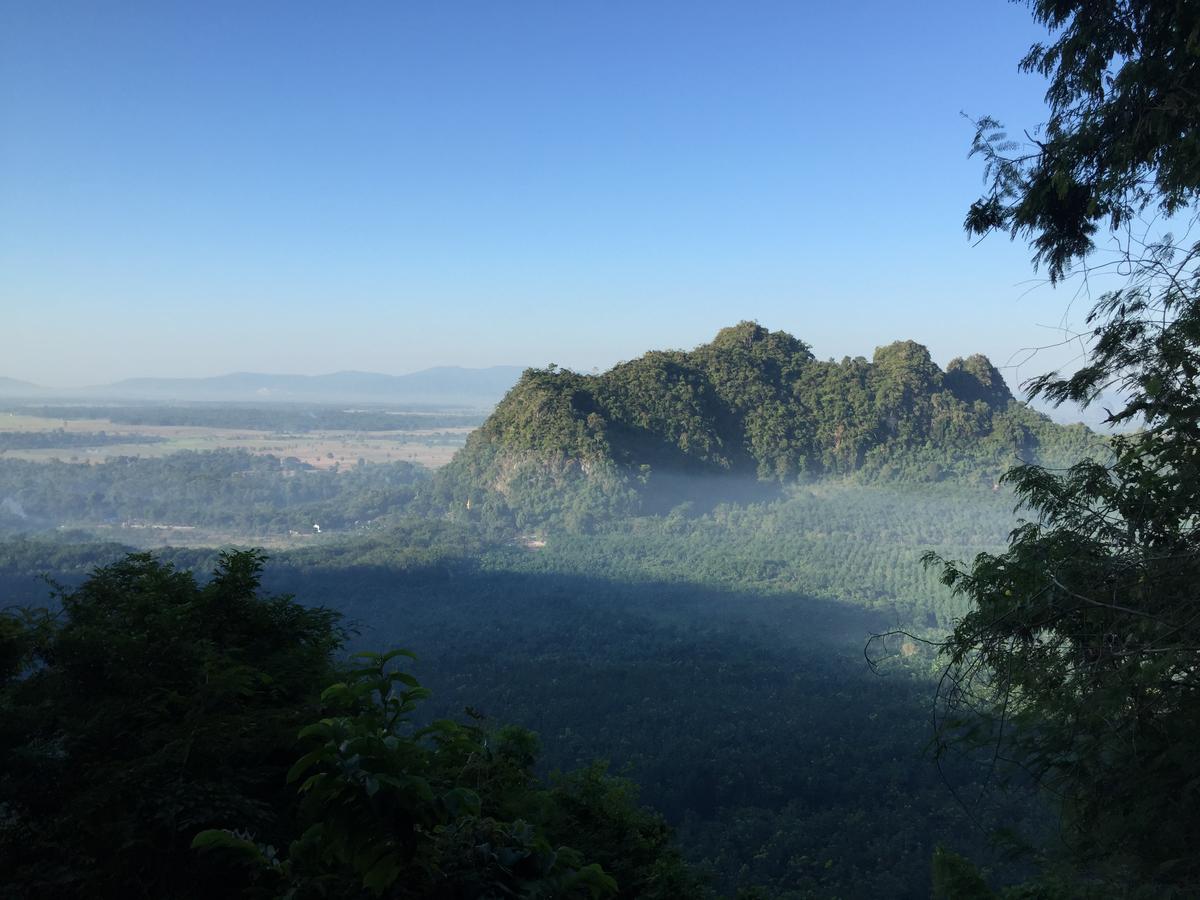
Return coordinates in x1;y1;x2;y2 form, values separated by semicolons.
196;645;713;898
0;550;344;898
918;0;1200;892
964;2;1200;282
2;550;703;898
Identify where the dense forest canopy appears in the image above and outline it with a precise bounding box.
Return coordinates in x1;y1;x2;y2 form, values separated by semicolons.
439;323;1102;528
0;513;1039;898
0;450;428;536
0;552;704;898
0;430;167;452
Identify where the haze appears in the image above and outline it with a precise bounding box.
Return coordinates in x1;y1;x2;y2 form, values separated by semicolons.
5;2;1196;895
1;0;1084;387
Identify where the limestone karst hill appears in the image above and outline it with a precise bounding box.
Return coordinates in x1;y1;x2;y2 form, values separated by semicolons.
436;322;1101;528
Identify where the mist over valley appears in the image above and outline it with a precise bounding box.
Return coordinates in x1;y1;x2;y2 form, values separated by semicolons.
0;324;1105;896
5;1;1196;895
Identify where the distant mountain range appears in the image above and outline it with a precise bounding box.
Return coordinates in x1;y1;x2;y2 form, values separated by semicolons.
0;367;526;408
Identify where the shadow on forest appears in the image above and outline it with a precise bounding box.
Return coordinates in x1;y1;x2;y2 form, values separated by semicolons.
261;558;892;662
0;542;1041;897
259;558;1046;900
260;560;924;814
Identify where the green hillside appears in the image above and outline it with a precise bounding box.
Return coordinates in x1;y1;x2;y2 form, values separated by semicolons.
439;322;1101;528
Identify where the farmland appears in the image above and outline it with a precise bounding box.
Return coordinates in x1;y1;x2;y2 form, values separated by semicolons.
0;407;475;470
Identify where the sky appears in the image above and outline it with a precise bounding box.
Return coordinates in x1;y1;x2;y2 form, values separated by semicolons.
1;0;1095;388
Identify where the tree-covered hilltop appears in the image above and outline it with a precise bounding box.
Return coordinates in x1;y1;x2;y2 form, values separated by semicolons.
438;322;1101;528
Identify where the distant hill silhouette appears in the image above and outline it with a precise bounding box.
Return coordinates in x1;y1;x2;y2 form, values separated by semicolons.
0;367;525;407
0;377;45;398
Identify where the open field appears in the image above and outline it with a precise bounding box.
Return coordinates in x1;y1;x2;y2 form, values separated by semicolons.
0;411;469;469
77;522;338;550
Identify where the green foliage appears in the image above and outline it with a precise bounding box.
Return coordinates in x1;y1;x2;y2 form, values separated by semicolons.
196;649;625;898
930;423;1200;887
504;482;1019;627
0;493;1043;898
195;644;712;899
243;501;1040;898
0;550;344;897
964;1;1200;281
0;448;428;536
1;549;706;898
0;478;1043;897
541;763;705;900
939;0;1200;892
932;846;995;900
440;322;1105;529
0;429;167;451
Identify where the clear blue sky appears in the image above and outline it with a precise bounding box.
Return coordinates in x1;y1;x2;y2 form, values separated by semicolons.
2;0;1081;387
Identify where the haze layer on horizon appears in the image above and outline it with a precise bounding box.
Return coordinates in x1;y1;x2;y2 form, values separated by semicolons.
3;1;1101;389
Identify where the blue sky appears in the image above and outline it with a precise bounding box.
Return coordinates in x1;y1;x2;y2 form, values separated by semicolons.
1;0;1085;387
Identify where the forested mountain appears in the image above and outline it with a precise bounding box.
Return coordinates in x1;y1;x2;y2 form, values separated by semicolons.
440;322;1102;528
